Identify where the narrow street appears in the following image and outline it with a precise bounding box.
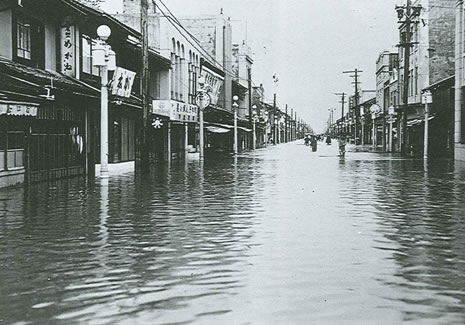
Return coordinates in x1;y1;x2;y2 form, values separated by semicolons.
1;142;465;324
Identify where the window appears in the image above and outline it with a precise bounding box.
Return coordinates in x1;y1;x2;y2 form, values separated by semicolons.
414;67;418;95
409;69;413;96
81;35;101;76
171;38;176;100
14;14;44;68
16;16;31;59
0;130;25;171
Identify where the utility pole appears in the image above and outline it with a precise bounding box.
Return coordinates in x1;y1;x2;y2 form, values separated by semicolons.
285;104;288;143
247;67;253;149
139;0;150;172
295;115;298;140
396;0;421;155
335;92;347;135
290;108;294;141
343;69;362;144
340;93;346;121
273;93;277;144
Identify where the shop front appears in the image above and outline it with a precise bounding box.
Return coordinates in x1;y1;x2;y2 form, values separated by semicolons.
0;57;98;187
152;99;199;161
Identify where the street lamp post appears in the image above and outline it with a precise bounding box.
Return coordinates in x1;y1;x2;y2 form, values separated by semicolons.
233;95;239;154
252;104;258;150
372;112;376;149
196;76;207;161
93;25;116;179
360;106;365;145
388;105;395;152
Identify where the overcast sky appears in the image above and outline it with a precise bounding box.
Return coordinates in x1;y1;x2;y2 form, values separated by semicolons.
103;0;400;132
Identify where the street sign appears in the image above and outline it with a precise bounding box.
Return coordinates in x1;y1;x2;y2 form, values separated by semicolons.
369;104;381;114
195;92;211;109
422;91;433;104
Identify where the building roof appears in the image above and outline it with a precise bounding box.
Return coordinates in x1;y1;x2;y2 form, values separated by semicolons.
0;56;98;102
425;75;454;91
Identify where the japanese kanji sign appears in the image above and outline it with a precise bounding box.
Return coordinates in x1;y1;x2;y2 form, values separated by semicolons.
0;102;38;116
61;25;75;77
152;100;198;122
199;66;223;107
110;67;136;98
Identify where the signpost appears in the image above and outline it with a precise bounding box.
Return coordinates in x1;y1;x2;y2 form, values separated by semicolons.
370;104;381;148
422;91;433;159
388;105;396;152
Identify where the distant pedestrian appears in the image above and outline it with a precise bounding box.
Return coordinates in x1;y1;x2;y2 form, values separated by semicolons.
326;135;332;145
311;136;317;152
338;135;347;158
304;134;310;146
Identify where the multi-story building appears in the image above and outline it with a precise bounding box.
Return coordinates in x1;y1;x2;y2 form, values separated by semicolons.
376;51;399;150
180;13;233;114
116;0;207;160
398;0;455;156
455;0;465;160
0;0;172;188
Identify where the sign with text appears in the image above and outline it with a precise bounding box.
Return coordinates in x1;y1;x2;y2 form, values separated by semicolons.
422;91;433;104
110;67;136;98
0;102;38;116
61;25;76;77
199;66;224;107
152;100;198;122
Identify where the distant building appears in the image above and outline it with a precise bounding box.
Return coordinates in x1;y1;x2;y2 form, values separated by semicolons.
179;14;233;113
376;50;399;150
232;42;254;119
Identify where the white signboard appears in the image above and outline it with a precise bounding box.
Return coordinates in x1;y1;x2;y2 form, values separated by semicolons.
422;91;433;104
199;66;224;106
61;25;75;77
0;102;38;116
110;67;136;98
152;100;198;122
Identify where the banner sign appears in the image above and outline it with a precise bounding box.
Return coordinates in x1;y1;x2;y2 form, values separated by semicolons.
152;100;198;122
199;66;224;107
110;67;136;98
61;25;76;77
0;102;38;116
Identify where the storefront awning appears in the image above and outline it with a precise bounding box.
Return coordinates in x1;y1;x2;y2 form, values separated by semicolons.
238;126;252;132
407;115;435;127
206;125;231;133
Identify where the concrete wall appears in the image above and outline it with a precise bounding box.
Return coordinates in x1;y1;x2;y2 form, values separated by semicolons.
181;17;217;59
455;143;465;160
0;169;25;189
44;23;57;71
180;14;233;112
429;0;455;85
0;10;12;59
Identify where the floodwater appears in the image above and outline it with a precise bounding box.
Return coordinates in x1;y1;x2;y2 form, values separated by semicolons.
1;142;465;324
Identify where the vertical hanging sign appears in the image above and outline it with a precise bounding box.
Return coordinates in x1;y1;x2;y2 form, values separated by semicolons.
61;25;75;77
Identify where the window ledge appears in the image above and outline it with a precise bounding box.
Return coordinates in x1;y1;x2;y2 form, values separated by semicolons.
0;167;25;177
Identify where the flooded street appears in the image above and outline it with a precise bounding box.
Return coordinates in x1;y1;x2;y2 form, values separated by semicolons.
1;142;465;324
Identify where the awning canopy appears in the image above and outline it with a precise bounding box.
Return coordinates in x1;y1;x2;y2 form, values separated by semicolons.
407;115;435;127
206;125;231;134
205;122;252;133
0;57;98;100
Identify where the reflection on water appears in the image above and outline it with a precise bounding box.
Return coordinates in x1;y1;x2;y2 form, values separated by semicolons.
1;144;465;324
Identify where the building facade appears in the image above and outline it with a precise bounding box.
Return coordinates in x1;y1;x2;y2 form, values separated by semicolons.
455;0;465;160
376;51;399;151
398;0;455;156
0;0;171;188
